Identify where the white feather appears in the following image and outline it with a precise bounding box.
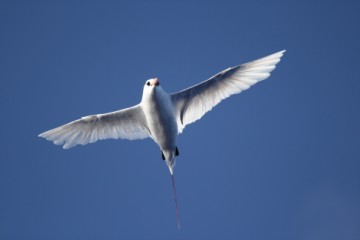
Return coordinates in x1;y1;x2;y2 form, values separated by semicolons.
170;50;286;133
38;105;150;149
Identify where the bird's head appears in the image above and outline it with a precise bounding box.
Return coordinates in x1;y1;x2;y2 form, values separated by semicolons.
146;78;160;87
142;78;163;100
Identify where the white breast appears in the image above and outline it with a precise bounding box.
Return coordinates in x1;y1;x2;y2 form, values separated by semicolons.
141;86;178;151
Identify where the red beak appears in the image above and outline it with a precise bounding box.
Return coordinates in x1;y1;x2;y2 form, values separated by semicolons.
152;78;159;86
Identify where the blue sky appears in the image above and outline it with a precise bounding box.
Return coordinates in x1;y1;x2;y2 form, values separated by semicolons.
1;0;360;239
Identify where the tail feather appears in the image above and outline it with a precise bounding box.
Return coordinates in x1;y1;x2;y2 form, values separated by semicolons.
171;174;181;229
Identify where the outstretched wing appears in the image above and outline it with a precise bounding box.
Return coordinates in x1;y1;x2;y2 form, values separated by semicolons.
171;50;285;133
39;104;150;149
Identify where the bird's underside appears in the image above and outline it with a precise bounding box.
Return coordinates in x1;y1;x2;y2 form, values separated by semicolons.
162;147;179;160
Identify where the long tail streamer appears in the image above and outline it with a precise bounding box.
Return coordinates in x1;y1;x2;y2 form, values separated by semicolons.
171;174;181;229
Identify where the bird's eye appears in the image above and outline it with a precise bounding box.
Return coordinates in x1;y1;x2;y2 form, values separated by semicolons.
146;82;150;86
155;81;160;86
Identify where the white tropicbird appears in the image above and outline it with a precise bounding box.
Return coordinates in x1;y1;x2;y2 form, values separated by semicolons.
39;50;285;228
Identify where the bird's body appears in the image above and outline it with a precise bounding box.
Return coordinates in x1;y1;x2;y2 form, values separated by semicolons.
141;79;179;174
39;50;286;227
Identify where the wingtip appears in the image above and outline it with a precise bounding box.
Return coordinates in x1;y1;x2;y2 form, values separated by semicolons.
269;49;286;62
278;49;286;56
273;49;286;56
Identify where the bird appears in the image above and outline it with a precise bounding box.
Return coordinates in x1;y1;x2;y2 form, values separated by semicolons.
39;50;286;228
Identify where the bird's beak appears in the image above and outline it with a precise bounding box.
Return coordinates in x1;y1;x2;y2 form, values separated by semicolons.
151;78;159;86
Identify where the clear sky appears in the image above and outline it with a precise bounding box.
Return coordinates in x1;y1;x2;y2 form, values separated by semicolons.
1;1;360;239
